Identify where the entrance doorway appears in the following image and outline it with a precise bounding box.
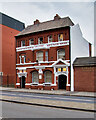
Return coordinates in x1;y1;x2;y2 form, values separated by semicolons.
20;76;25;88
58;74;67;89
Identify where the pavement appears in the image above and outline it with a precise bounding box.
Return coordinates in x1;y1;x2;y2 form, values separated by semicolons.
0;87;96;112
0;87;96;97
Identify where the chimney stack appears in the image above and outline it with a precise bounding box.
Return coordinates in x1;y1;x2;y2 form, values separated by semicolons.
54;14;61;20
34;19;40;25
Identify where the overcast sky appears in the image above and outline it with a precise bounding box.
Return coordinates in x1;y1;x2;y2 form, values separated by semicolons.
0;0;95;55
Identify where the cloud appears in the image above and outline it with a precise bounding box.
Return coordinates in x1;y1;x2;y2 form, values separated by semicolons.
0;2;94;55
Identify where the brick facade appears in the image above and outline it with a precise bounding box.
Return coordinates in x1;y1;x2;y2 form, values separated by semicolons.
74;66;95;92
0;12;25;87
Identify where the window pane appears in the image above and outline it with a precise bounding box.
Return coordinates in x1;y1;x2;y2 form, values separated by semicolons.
36;51;43;61
21;40;25;46
58;34;63;41
38;37;43;44
58;49;65;60
32;71;38;83
48;35;53;42
30;39;34;45
44;71;52;83
45;51;48;61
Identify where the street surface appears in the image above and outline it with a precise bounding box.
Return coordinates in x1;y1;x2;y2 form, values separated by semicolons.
2;101;94;118
1;91;95;104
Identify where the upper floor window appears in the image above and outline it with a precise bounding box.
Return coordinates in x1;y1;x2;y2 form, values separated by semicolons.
38;37;43;44
45;51;48;61
19;55;26;64
44;71;52;83
48;35;53;43
58;34;63;41
32;71;39;83
21;40;25;47
29;39;34;45
57;49;65;60
36;51;43;61
24;55;26;63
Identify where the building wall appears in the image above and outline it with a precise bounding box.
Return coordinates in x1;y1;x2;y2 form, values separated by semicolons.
16;27;70;47
0;24;2;72
16;27;70;90
74;66;95;92
2;24;22;86
70;24;90;91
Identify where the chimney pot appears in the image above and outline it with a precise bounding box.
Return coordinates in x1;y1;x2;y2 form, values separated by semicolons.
34;19;40;25
54;14;61;20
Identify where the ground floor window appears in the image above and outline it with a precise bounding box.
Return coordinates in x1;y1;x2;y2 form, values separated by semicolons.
32;71;39;83
44;71;52;83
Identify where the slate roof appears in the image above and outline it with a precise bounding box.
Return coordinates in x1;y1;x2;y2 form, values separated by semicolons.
16;16;74;37
0;12;25;31
73;57;96;66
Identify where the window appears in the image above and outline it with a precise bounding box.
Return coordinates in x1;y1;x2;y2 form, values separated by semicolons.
29;39;34;45
19;56;22;64
45;51;48;61
58;34;63;41
38;37;43;44
44;71;52;83
57;49;65;60
24;55;26;63
48;35;53;43
21;40;25;47
32;71;39;83
36;51;43;61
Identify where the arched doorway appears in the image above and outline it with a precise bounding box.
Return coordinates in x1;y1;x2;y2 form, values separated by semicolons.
20;76;25;88
58;74;67;90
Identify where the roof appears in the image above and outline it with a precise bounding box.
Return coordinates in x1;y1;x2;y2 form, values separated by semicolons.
0;12;25;31
73;57;96;66
16;16;74;37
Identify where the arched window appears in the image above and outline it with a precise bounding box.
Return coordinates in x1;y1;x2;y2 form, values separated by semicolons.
36;51;43;61
57;49;65;60
44;71;52;83
32;71;39;83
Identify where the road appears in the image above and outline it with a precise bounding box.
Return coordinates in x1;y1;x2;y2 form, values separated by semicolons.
1;101;94;118
1;91;95;104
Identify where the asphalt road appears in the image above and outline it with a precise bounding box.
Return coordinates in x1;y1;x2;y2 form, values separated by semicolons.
1;91;95;104
1;101;95;118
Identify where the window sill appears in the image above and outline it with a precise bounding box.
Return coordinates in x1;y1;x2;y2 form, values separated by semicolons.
31;83;39;86
43;83;51;86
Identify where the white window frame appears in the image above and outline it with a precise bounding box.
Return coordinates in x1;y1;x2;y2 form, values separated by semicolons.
32;71;39;83
36;51;43;61
19;56;22;64
24;55;26;63
21;40;25;47
29;39;34;45
57;49;65;60
58;34;63;41
48;35;53;43
45;51;48;61
38;37;43;44
44;71;52;83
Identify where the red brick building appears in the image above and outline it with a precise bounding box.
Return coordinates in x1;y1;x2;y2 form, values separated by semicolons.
73;57;96;92
15;14;91;91
0;12;25;87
